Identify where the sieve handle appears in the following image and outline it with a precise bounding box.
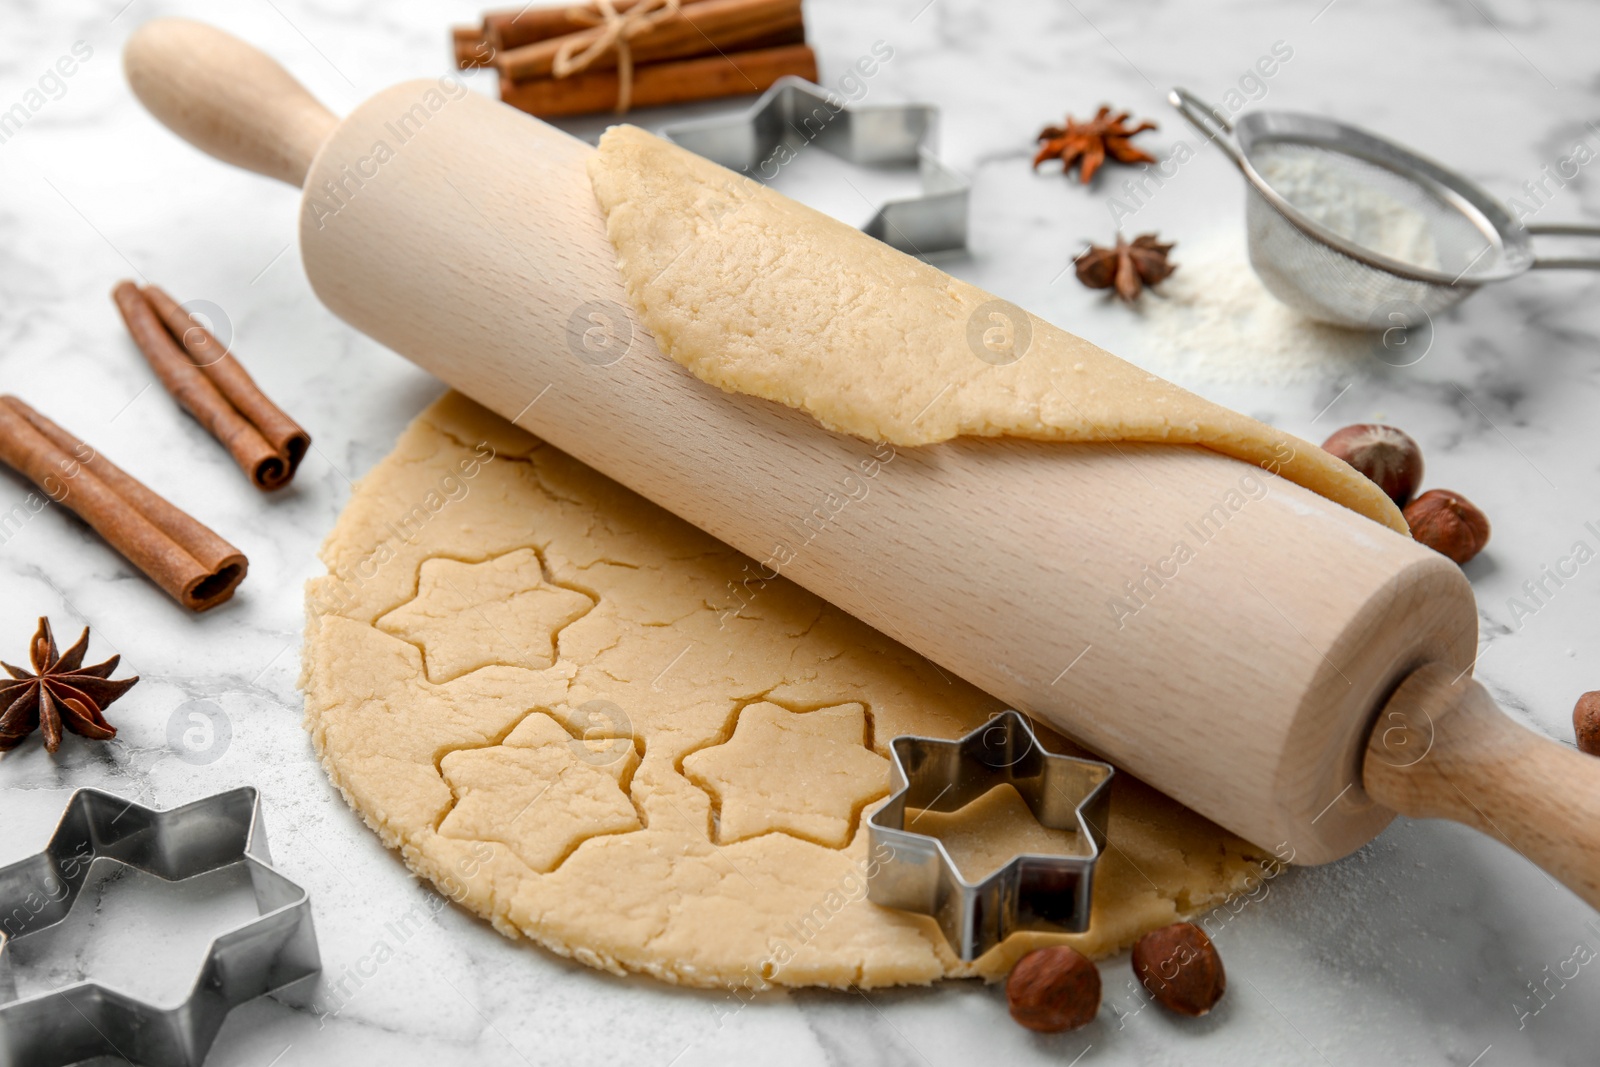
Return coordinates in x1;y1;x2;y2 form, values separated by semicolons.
1168;88;1246;168
1525;223;1600;271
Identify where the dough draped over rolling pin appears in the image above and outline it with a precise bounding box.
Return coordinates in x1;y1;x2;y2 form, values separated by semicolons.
587;125;1406;534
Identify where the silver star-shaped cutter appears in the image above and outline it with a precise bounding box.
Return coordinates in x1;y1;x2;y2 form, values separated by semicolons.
0;787;320;1067
867;710;1113;961
659;75;970;256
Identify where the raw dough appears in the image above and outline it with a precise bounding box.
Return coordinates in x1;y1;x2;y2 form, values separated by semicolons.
587;126;1406;534
302;393;1274;989
909;785;1082;883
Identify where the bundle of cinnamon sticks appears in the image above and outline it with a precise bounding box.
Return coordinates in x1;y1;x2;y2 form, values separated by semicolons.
454;0;816;118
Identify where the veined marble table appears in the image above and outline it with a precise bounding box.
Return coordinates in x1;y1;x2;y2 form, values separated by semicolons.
3;1;1598;1063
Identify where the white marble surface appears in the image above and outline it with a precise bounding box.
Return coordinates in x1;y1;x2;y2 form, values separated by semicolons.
3;0;1600;1063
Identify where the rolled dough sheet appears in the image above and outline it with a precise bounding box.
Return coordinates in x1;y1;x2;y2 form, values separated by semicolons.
909;784;1083;883
302;393;1274;989
587;126;1406;535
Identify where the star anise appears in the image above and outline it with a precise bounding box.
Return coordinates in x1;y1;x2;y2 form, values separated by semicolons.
1034;106;1158;184
1075;232;1177;303
0;617;138;753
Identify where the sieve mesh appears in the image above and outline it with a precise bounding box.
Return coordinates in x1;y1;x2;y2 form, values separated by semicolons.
1169;89;1542;329
1240;139;1504;327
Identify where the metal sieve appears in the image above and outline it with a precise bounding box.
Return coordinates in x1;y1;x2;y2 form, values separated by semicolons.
1170;87;1600;328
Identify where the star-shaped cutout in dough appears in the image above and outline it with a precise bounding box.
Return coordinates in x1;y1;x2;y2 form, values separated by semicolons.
682;702;889;848
377;548;594;681
439;711;640;872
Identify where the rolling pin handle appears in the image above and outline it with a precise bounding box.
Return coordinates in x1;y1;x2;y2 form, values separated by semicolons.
1364;663;1600;911
124;18;337;188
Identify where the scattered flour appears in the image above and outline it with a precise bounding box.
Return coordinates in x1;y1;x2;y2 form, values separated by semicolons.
1255;150;1441;270
1122;153;1442;383
1129;231;1375;384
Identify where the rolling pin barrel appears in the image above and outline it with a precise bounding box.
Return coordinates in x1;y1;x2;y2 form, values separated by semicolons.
124;19;1600;910
292;79;1475;863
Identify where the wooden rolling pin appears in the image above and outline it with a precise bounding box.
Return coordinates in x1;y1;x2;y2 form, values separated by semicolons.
125;19;1600;907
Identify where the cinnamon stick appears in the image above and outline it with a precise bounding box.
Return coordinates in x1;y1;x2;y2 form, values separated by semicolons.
499;43;817;118
497;0;803;82
140;285;310;486
0;396;247;612
503;23;806;84
484;0;720;55
112;281;309;491
454;26;493;69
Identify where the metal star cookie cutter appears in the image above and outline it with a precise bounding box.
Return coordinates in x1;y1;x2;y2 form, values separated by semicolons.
866;710;1113;961
659;75;970;256
0;787;320;1067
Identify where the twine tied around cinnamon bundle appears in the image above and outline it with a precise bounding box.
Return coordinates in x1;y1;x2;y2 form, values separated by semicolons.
552;0;683;113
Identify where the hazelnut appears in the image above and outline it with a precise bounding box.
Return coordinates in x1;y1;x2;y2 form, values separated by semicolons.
1575;692;1600;757
1131;922;1226;1017
1320;424;1424;507
1006;945;1100;1032
1403;489;1491;565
